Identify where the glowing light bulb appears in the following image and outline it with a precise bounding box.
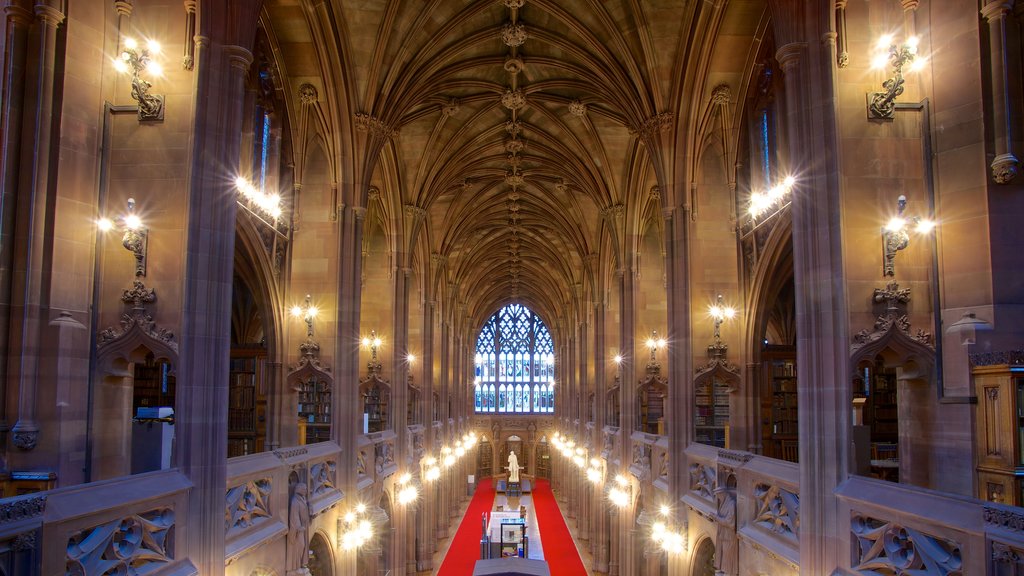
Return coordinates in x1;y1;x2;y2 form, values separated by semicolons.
291;305;304;317
146;39;161;54
145;61;163;77
885;217;906;232
124;37;138;50
307;306;318;318
112;58;129;74
97;218;114;232
613;354;622;364
871;52;890;70
124;214;142;230
915;219;935;234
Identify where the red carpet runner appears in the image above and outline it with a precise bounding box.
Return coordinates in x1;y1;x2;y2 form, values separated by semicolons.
532;479;588;576
437;478;496;576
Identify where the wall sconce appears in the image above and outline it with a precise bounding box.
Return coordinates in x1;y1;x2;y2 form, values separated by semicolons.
645;331;667;364
423;456;441;482
396;472;419;506
608;474;632;508
98;197;148;278
338;503;375;551
362;330;383;362
586;457;605;484
708;294;737;357
650;505;685;554
868;35;926;120
882;195;934;277
235;176;284;222
748;176;796;220
113;37;164;122
290;294;318;338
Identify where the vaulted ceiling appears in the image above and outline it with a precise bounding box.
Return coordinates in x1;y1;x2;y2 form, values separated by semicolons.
262;0;768;332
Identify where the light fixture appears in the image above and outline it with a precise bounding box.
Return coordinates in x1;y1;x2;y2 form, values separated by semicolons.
290;294;318;338
98;197;148;278
113;37;164;122
708;294;736;348
868;35;926;120
609;475;632;508
613;354;623;364
338;504;376;551
748;175;796;219
396;472;419;506
882;195;934;277
362;330;383;362
235;176;284;221
407;353;416;364
645;331;666;363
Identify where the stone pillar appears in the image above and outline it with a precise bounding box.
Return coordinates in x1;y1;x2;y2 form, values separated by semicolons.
176;16;257;574
416;300;435;570
591;297;610;572
769;2;850;573
618;257;637;576
982;0;1019;183
663;200;692;509
0;1;33;447
8;1;65;453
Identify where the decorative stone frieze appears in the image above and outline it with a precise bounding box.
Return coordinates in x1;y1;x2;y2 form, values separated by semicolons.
850;514;961;573
225;478;272;533
67;508;175;575
0;494;45;523
354;113;398;139
629;112;674;138
753;483;799;538
688;463;716;501
971;350;1024;367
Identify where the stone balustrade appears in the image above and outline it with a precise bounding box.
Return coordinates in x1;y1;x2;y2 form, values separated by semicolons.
357;430;398;489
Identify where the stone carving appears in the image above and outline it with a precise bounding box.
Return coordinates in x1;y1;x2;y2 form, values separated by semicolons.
501;22;527;47
298;83;318;105
629;112;674;139
310;461;336;497
66;508;175;575
714;487;738;575
711;83;731;105
0;495;46;523
98;280;177;352
287;483;311;575
12;530;36;551
505;168;525;188
12;430;38;451
505;138;524;154
225;478;272;533
441;96;460;117
354;113;398;139
501;88;526;110
357;449;368;477
852;281;933;352
568;99;587;117
688;463;716;501
971;350;1024;367
505;120;522;136
850;515;962;574
507;450;520;482
274;447;309;461
753;483;799;538
992;152;1019;184
504;56;524;74
503;0;525;8
657;450;669;479
993;541;1024;565
985;505;1024;532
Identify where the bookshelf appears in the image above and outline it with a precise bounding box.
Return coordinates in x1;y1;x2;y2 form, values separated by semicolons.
639;380;666;435
363;384;388;433
763;346;798;462
297;376;331;444
228;348;267;457
132;353;175;415
479;441;493;477
695;377;729;447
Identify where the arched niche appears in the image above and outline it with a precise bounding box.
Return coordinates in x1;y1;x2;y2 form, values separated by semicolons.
359;369;391;434
637;369;668;435
288;352;333;445
94;291;178;481
850;307;935;487
693;361;740;449
307;531;334;576
691;537;716;576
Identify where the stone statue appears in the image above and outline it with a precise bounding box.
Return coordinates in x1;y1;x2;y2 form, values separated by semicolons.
507;450;521;483
714;486;737;576
287;483;311;576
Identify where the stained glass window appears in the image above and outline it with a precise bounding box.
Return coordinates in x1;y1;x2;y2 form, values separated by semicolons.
474;304;555;413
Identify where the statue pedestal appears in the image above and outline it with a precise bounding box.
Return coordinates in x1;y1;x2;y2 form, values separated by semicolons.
507;481;521;497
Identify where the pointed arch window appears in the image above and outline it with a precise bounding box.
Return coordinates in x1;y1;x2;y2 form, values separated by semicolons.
474;304;554;414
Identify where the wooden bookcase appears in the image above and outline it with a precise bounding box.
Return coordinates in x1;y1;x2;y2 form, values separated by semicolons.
695;377;729;447
297;376;331;444
228;348;267;457
974;364;1024;506
762;346;798;461
132;354;175;415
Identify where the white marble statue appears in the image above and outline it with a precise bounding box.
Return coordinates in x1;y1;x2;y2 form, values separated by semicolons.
507;450;520;483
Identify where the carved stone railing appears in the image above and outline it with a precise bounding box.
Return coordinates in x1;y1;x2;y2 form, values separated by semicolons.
629;430;666;488
41;469;194;575
681;445;799;570
224;442;343;566
600;425;621;464
837;475;986;574
357;430;397;489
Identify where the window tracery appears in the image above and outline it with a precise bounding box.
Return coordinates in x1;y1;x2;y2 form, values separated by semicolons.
474;304;554;413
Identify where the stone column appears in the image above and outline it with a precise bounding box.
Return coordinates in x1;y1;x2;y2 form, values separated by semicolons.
591;298;610;572
663;200;692;507
8;1;66;452
416;300;436;570
769;2;850;573
0;1;33;447
176;21;256;575
982;0;1019;183
617;256;638;576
